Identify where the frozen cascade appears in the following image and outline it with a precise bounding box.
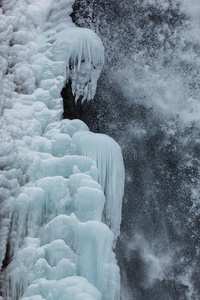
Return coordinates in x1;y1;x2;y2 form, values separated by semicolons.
71;0;200;299
72;131;125;240
0;1;124;300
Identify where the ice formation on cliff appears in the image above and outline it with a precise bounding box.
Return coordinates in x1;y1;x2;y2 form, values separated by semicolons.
72;131;125;239
0;0;124;300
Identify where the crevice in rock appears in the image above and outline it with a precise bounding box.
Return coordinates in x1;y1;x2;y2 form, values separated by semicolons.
61;79;83;120
61;78;100;132
1;240;11;274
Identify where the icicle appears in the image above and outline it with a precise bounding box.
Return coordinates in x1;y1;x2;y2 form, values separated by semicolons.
72;131;125;241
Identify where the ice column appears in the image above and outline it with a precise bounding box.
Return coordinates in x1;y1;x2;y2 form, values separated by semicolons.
72;131;125;240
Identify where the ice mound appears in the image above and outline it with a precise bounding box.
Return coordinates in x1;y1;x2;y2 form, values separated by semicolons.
22;277;102;300
0;1;124;300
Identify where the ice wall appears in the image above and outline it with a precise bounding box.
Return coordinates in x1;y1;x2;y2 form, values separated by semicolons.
71;1;200;298
0;1;124;299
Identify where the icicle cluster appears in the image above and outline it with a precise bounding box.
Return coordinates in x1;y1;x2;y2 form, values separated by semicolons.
43;0;104;102
0;1;124;300
72;131;125;240
45;27;104;102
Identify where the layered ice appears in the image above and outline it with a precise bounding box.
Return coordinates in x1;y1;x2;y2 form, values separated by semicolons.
45;27;104;101
72;131;125;239
0;0;124;300
22;277;102;300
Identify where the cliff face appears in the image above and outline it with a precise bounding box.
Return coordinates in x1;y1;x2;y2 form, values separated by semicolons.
72;1;200;299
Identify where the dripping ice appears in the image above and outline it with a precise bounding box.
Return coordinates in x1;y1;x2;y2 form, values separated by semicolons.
46;27;104;102
0;0;124;300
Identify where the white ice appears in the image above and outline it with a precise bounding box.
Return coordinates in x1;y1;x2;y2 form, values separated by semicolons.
0;0;124;300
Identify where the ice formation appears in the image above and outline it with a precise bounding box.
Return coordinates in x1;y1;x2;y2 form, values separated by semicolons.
72;131;125;239
0;0;124;300
46;27;104;102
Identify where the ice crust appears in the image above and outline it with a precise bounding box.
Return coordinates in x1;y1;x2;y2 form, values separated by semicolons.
0;0;124;300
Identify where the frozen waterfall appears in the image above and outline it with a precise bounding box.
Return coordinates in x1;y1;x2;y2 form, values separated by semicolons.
0;1;124;299
71;0;200;299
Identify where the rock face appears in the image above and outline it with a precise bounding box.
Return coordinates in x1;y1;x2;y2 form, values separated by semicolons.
72;1;200;299
61;79;83;120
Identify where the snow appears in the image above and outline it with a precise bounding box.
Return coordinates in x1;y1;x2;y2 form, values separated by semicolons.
0;0;124;299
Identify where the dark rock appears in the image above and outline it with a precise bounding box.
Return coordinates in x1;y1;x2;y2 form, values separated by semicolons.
61;79;83;120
